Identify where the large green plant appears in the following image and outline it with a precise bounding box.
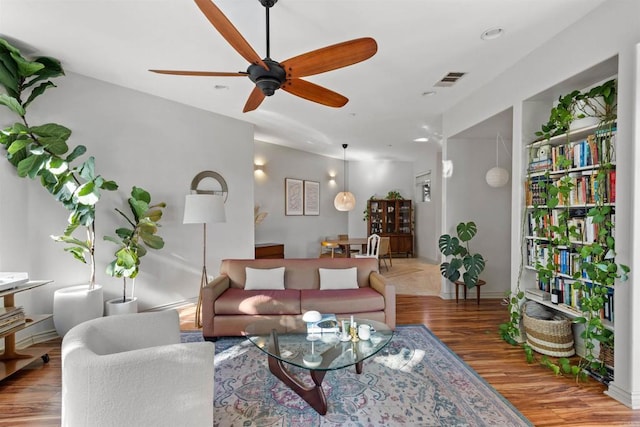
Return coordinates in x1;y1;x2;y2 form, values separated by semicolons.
0;38;117;288
104;187;166;302
438;221;486;289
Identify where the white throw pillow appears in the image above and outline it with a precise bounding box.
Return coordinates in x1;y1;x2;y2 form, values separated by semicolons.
244;267;285;290
319;267;359;290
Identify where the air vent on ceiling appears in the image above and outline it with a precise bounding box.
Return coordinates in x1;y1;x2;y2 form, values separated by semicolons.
434;72;467;87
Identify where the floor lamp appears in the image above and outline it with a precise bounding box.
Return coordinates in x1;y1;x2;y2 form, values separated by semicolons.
183;193;226;328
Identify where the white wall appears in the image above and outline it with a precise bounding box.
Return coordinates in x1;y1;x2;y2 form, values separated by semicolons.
442;138;512;299
253;141;347;258
348;160;415;239
442;0;639;409
253;141;429;258
413;145;443;262
0;72;255;337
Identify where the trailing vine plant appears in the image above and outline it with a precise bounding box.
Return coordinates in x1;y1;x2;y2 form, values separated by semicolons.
502;79;628;381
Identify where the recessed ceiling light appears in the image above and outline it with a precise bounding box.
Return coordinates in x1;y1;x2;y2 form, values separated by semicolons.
413;137;429;142
481;28;504;41
214;85;229;90
422;91;436;97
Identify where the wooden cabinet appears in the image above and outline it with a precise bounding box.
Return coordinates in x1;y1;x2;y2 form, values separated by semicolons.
255;243;285;259
367;199;413;257
0;280;53;381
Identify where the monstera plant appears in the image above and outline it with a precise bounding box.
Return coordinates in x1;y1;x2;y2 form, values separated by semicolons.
438;221;486;289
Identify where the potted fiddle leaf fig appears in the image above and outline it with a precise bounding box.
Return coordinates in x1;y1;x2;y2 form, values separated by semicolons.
0;38;118;336
104;186;166;315
438;221;486;289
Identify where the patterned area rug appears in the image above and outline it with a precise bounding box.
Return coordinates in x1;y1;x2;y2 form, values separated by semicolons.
182;325;531;427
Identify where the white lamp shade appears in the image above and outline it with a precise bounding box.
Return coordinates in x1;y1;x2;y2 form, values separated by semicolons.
183;194;226;224
334;191;356;211
485;167;510;188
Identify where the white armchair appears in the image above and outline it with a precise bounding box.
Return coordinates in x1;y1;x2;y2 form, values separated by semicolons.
61;310;214;427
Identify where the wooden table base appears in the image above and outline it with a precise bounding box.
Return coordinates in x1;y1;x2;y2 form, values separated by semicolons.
268;330;363;415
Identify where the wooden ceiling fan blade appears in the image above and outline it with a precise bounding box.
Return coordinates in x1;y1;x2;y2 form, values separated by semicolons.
281;79;348;108
194;0;268;70
149;69;247;77
281;37;377;78
243;86;266;112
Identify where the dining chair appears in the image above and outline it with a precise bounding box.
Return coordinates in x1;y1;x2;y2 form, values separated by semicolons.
378;236;392;271
355;234;381;261
338;233;359;255
319;240;344;258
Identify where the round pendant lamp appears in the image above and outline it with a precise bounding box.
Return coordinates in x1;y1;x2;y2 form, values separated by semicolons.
486;133;510;188
334;144;356;211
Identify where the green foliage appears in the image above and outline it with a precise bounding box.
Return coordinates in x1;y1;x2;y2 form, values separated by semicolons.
498;290;525;345
535;79;617;141
524;80;627;382
0;37;118;287
438;221;486;289
385;190;403;200
105;187;166;302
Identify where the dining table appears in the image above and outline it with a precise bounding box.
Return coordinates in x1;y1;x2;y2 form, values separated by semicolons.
324;237;368;257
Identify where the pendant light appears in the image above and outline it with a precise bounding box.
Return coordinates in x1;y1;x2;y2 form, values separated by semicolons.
485;132;510;188
334;144;356;211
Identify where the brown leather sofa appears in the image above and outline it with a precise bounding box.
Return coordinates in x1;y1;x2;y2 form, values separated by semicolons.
201;257;396;339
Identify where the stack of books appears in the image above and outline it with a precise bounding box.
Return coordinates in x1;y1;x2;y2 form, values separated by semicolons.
525;288;551;303
0;306;25;334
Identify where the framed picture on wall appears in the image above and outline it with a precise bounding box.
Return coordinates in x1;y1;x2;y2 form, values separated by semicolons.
304;180;320;215
285;178;303;215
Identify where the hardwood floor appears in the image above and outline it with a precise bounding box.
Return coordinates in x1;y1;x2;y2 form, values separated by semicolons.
1;294;639;425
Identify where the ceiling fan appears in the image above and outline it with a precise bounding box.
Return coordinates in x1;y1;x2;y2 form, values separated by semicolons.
149;0;377;112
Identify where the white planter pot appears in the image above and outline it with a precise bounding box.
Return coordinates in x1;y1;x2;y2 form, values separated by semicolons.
53;284;104;337
105;297;138;316
569;97;604;130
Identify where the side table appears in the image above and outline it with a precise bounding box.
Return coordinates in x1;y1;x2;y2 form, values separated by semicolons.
454;279;486;305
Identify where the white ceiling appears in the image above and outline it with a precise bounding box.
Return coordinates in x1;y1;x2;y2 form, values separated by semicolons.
0;0;606;161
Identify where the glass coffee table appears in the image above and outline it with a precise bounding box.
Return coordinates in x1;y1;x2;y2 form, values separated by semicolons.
245;317;393;415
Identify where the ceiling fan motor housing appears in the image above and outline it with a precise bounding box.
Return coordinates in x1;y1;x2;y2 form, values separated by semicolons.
248;59;286;96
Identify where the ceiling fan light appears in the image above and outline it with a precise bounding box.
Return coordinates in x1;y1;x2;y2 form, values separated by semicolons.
256;77;281;96
334;191;356;211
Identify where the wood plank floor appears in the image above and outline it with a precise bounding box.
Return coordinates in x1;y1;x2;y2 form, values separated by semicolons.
1;294;639;425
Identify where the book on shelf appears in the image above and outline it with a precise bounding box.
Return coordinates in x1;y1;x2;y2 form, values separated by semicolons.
0;306;25;334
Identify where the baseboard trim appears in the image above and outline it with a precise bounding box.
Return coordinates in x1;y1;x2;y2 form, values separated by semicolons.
605;383;640;409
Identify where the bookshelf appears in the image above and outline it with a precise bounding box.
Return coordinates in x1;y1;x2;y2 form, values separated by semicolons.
366;199;413;257
523;115;618;367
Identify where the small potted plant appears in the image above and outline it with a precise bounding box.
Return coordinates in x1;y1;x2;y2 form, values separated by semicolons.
104;186;166;315
438;221;486;289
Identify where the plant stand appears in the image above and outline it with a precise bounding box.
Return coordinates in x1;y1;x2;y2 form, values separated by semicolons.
454;279;486;305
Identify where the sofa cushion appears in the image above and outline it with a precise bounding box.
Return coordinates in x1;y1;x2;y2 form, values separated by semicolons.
244;267;285;290
215;288;300;315
300;288;384;314
319;267;358;290
219;258;379;290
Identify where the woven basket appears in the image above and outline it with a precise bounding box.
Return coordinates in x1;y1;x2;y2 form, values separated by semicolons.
600;343;614;367
523;304;575;357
